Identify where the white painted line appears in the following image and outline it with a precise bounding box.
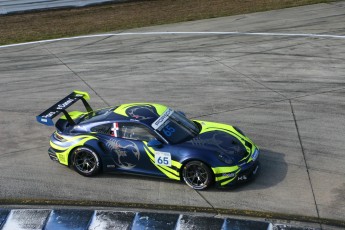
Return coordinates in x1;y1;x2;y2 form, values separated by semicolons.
1;31;345;49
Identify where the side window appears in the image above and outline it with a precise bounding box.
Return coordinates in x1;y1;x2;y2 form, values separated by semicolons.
90;123;112;135
119;123;155;142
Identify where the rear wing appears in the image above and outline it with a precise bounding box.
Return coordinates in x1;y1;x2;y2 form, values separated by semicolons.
36;90;92;126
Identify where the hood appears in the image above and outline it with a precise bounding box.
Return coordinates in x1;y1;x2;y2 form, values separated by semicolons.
187;120;254;163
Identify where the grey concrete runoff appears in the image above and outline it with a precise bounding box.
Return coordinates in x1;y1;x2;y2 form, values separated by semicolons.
0;1;345;229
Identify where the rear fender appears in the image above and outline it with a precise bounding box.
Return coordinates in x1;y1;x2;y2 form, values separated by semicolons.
69;139;110;172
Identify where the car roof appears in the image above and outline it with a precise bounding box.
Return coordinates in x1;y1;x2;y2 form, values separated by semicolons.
85;103;168;127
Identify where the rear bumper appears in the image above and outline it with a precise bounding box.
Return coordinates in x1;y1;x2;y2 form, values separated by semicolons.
48;147;59;162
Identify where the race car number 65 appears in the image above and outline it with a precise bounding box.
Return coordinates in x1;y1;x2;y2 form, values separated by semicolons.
155;151;172;167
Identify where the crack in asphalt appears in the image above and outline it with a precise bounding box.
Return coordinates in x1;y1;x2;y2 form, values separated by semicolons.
211;57;288;99
42;45;110;107
192;86;345;119
0;109;37;114
289;100;321;228
61;35;113;53
213;39;313;62
0;146;47;158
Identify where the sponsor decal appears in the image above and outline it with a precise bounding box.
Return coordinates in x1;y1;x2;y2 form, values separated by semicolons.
41;118;48;123
222;173;236;177
237;175;247;181
56;98;75;110
42;111;56;118
107;165;116;168
152;108;173;130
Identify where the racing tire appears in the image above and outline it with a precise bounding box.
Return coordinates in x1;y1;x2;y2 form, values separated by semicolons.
72;147;101;177
182;161;213;190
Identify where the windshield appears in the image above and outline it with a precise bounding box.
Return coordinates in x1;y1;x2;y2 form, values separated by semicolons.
152;108;199;144
79;107;115;124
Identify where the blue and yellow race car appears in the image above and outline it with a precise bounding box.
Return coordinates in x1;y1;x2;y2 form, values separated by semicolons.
36;91;259;190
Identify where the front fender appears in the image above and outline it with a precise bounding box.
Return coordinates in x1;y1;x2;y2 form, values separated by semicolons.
179;150;240;184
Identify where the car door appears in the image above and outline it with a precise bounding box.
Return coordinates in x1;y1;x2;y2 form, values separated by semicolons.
91;121;181;179
106;122;173;178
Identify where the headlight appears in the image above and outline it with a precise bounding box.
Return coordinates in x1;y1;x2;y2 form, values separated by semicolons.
252;149;259;161
218;153;233;165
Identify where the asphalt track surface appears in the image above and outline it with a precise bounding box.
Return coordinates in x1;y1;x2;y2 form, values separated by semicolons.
0;1;345;229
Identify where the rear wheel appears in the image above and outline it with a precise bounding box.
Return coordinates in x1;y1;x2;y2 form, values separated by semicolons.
72;147;100;177
182;161;213;190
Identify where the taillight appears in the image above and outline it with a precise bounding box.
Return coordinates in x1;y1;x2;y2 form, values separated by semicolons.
53;132;66;142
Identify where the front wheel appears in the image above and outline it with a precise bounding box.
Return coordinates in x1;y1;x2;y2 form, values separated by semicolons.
182;161;213;190
72;147;100;177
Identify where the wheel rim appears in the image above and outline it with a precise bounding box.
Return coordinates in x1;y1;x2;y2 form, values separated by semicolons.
74;150;97;173
184;163;209;189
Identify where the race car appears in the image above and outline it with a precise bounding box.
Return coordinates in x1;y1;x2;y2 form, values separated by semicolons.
36;91;260;190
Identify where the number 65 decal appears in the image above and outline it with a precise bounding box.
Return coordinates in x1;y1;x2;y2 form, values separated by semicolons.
163;124;175;137
155;151;172;167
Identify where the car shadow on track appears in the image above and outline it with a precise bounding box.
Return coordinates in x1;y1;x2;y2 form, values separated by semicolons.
95;169;183;186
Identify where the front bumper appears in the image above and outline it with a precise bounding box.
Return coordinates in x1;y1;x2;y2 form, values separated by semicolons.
216;160;260;188
236;160;260;183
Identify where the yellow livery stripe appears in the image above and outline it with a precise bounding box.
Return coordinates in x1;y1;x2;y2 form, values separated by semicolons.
212;166;239;174
143;145;180;180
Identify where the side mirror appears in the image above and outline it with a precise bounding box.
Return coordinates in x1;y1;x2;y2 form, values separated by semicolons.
148;139;163;148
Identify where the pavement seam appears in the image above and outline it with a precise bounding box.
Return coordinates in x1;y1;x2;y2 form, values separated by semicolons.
0;146;47;158
195;190;217;214
289;99;321;229
0;109;37;114
42;46;110;107
62;35;113;53
211;38;313;63
211;58;288;99
193;86;345;118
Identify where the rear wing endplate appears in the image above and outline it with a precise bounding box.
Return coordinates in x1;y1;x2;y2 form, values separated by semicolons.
36;90;92;126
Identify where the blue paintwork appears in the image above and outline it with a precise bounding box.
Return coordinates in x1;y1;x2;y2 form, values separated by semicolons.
36;116;54;126
0;209;10;229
